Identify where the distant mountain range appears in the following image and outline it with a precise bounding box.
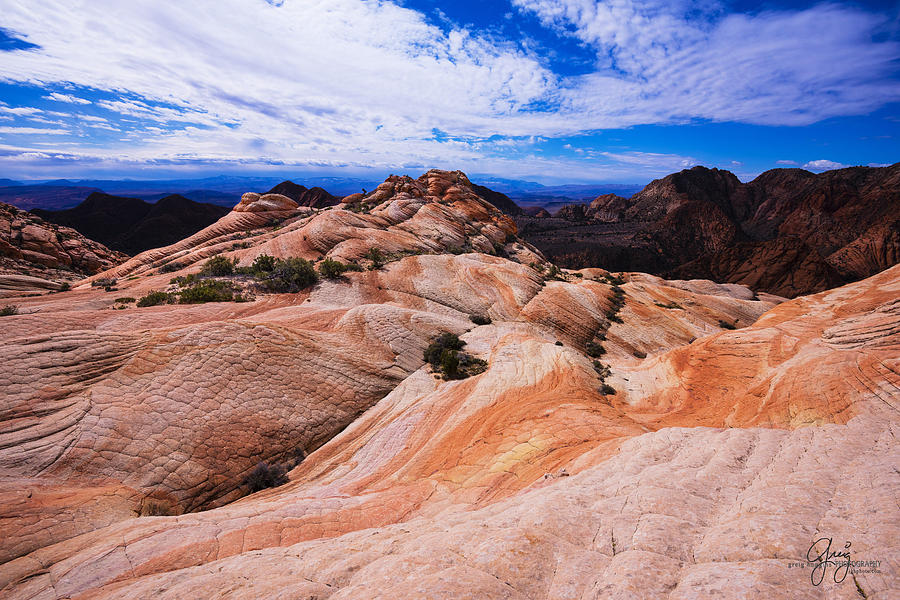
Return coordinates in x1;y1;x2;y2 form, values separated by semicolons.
517;163;900;297
34;193;230;255
0;174;645;212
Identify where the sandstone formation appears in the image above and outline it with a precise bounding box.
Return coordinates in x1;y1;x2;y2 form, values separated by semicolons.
0;202;126;297
0;170;896;599
525;163;900;297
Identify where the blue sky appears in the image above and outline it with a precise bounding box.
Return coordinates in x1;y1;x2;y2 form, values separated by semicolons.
0;0;897;184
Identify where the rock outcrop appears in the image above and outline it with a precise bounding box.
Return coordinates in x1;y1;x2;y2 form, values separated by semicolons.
526;163;900;297
0;202;126;296
0;169;896;600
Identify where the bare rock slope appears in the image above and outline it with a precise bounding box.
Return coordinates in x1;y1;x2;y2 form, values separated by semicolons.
0;170;896;599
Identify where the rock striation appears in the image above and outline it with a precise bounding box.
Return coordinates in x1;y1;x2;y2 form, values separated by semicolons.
0;169;896;600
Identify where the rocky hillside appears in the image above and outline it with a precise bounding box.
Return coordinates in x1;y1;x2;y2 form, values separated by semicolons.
0;170;896;599
34;192;230;255
0;202;126;297
521;163;900;297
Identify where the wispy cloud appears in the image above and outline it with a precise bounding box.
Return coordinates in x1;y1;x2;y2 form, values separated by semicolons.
0;0;896;179
0;126;70;135
43;92;91;105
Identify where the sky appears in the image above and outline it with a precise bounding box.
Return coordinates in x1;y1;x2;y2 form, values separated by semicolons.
0;0;898;184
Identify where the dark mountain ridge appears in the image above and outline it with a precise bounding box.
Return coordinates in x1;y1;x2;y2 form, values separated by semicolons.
518;163;900;297
34;192;229;255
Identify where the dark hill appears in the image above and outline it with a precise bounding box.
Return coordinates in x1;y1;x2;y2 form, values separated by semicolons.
34;192;229;255
472;183;523;216
517;163;900;297
265;181;339;208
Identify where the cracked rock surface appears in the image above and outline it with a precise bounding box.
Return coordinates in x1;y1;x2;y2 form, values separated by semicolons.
0;170;896;599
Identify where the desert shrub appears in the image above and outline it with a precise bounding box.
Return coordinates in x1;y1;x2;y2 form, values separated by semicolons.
262;257;318;292
469;314;491;326
424;332;487;379
424;333;465;367
545;264;564;281
440;348;460;378
606;312;624;324
140;499;176;517
633;350;647;358
586;342;606;357
318;258;350;279
245;461;289;493
170;273;197;286
178;280;239;304
364;248;386;269
250;253;277;274
159;261;184;273
0;305;19;316
718;319;737;330
608;273;626;285
137;291;175;307
115;297;136;304
58;282;71;292
92;277;117;288
573;272;583;278
200;255;237;277
555;341;563;346
654;301;682;309
600;383;617;395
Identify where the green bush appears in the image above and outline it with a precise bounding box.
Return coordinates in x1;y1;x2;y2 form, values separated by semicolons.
115;297;136;304
718;319;737;330
159;261;184;273
250;253;276;274
600;383;617;395
555;341;563;346
424;333;487;379
58;282;71;292
424;333;465;367
469;314;491;326
633;350;647;358
440;348;460;378
261;257;318;292
245;462;289;493
318;258;350;279
170;273;197;286
586;342;606;357
365;247;386;269
92;277;117;288
0;305;19;316
200;255;237;277
178;280;239;304
137;291;175;307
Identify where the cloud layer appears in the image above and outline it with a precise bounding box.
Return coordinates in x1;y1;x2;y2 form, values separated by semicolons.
0;0;897;179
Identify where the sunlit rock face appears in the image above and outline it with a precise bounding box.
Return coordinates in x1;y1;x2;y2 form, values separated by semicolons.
1;170;897;600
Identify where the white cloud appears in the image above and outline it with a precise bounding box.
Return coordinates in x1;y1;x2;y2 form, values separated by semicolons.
43;92;92;105
776;160;798;166
803;159;846;171
0;0;896;178
0;105;43;116
0;126;70;135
